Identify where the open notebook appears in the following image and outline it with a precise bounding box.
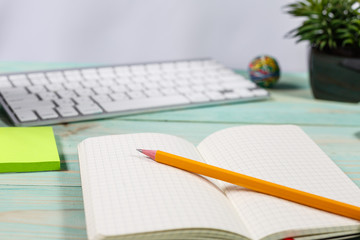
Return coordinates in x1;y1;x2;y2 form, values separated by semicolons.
78;125;360;240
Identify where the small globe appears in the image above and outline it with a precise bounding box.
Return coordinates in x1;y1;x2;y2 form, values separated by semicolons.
248;55;280;88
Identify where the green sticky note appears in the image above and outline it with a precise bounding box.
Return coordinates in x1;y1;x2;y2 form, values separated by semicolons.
0;127;60;173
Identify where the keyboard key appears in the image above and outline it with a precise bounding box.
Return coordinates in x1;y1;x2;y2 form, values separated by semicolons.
192;85;206;92
82;74;99;80
64;82;82;90
28;73;46;79
11;78;32;87
176;79;191;86
236;89;255;98
100;95;190;113
130;65;146;75
57;89;76;98
222;81;256;89
175;61;190;70
127;90;146;99
159;80;176;88
145;89;162;97
9;100;55;111
92;86;111;95
37;91;58;100
114;77;132;85
46;71;63;78
4;93;38;103
146;64;161;73
147;74;162;82
160;88;178;96
0;79;12;88
56;106;79;117
47;75;67;83
252;88;268;97
177;86;193;94
109;92;129;100
126;83;143;91
184;92;210;103
0;76;8;81
162;73;177;80
98;68;116;78
64;70;81;76
205;91;226;101
189;76;206;84
143;82;159;89
54;98;74;107
92;94;112;103
81;69;99;78
111;84;128;92
9;74;27;81
161;62;176;72
207;84;223;91
76;103;103;115
46;83;65;91
27;85;46;93
114;66;131;77
191;70;206;77
132;76;147;83
14;110;38;122
30;77;49;85
36;108;59;120
99;78;116;86
189;60;204;69
75;88;94;96
66;74;83;82
72;96;94;105
82;79;99;88
224;92;242;99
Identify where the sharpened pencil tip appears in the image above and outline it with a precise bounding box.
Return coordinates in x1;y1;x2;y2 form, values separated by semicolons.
136;149;157;160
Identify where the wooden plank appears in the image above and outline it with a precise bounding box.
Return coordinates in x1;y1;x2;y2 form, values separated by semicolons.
119;97;360;127
0;185;86;240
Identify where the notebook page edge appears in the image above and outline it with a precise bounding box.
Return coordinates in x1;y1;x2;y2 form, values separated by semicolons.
78;141;97;240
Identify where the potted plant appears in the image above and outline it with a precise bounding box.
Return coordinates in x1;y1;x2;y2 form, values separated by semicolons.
285;0;360;103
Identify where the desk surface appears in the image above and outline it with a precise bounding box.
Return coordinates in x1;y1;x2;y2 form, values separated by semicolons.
0;63;359;239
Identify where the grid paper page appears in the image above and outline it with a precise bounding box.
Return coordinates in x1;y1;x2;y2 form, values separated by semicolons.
197;125;360;240
78;133;251;240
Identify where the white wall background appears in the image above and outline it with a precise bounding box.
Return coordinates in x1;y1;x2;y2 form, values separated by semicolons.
0;0;308;72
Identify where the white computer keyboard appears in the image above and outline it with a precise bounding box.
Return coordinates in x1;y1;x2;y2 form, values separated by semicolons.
0;59;269;126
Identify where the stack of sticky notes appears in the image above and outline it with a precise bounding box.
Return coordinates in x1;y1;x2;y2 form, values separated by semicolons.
0;127;60;173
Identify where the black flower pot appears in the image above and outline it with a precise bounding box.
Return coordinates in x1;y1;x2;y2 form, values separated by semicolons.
309;48;360;103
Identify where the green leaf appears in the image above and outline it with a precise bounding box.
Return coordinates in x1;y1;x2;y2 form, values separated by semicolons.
338;32;353;38
342;38;354;46
348;24;360;32
319;41;327;50
336;28;350;33
331;19;344;26
350;19;360;26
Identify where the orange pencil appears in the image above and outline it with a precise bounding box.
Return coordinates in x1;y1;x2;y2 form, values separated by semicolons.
137;149;360;221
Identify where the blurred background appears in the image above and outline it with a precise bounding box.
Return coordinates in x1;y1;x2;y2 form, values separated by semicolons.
0;0;308;72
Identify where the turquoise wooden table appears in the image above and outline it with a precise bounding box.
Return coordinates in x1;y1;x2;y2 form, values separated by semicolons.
0;63;359;239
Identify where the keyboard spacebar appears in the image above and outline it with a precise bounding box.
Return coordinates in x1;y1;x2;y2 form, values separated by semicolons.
100;95;191;113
